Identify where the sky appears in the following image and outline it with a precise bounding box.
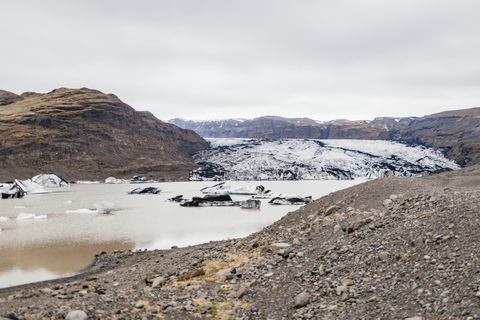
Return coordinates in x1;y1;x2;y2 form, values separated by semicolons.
1;1;479;121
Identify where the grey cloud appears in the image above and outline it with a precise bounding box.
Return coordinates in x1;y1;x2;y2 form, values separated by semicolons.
1;0;479;121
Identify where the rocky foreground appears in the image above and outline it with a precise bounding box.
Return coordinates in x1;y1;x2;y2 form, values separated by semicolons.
1;165;480;320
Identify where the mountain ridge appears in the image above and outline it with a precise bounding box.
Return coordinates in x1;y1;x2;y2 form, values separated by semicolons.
169;108;480;166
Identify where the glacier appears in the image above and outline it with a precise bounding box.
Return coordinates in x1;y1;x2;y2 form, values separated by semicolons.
189;138;460;181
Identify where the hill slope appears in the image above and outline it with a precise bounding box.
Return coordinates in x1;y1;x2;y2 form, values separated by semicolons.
0;88;208;181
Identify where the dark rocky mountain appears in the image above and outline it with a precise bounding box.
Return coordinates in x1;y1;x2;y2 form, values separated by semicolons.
0;88;208;181
168;116;406;140
169;108;480;166
389;108;480;167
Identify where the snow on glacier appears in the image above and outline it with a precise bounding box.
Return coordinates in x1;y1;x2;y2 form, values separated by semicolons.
190;138;460;181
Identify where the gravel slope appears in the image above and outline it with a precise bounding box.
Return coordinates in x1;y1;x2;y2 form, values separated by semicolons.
1;165;479;320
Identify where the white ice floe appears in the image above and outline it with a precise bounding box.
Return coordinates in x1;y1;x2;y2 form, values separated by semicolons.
0;216;8;222
16;213;47;220
76;180;100;184
16;213;35;220
66;209;98;214
66;202;115;214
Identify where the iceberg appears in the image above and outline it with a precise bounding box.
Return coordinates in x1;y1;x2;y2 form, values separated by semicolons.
94;202;115;214
240;199;261;209
32;174;70;188
201;182;270;195
105;176;158;184
127;187;161;194
1;183;25;199
105;176;129;184
166;195;185;203
179;195;262;209
15;179;51;195
268;195;313;205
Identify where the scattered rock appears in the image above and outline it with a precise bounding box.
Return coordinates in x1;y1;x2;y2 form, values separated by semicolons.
65;310;88;320
294;292;310;308
378;251;389;260
325;205;341;216
151;276;166;288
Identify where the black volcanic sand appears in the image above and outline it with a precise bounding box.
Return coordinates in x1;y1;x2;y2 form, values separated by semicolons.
1;165;480;319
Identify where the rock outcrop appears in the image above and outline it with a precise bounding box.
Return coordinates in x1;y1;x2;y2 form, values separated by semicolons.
390;108;480;166
0;88;208;181
170;108;480;166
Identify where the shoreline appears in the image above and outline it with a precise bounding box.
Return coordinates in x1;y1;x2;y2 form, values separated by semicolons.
1;165;479;319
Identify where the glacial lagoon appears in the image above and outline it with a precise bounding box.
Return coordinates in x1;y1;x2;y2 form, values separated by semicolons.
0;180;361;288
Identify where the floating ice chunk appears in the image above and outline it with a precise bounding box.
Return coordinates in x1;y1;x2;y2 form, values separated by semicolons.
66;209;97;214
105;177;129;184
66;202;115;214
65;200;73;204
0;216;9;221
14;206;26;209
94;202;115;214
15;213;47;220
16;213;36;220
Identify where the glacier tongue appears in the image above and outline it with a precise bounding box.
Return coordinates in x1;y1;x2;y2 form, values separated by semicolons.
189;138;460;181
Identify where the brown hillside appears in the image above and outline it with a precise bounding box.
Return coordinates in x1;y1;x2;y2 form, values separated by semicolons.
0;88;208;181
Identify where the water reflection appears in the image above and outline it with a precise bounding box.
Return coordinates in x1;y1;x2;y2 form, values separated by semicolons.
0;240;135;288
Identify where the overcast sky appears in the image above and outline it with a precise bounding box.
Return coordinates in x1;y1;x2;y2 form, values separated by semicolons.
1;1;479;121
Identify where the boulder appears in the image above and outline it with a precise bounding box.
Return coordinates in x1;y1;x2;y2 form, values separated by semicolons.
65;310;88;320
294;292;310;308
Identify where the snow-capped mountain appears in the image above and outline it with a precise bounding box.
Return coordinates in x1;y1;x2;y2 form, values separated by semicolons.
189;138;460;181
